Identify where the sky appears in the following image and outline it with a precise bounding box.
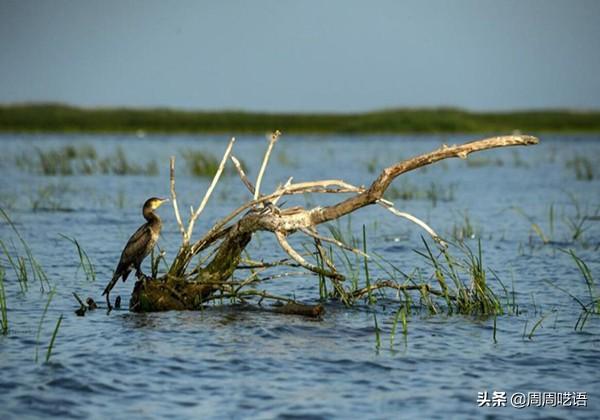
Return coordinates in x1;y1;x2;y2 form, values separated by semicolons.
1;0;599;112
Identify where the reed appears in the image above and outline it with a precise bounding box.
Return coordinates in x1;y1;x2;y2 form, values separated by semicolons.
59;234;96;282
544;250;598;331
0;208;50;291
373;313;381;350
183;150;239;177
0;268;7;334
362;225;374;304
0;239;28;292
45;314;63;363
414;239;503;316
35;288;56;362
450;212;479;241
527;312;553;340
565;249;598;313
566;155;594;180
384;181;455;205
17;144;158;176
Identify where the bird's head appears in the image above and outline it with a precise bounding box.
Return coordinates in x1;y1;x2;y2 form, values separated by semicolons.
144;197;169;211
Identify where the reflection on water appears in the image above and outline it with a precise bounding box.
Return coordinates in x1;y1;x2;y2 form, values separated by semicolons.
0;134;599;418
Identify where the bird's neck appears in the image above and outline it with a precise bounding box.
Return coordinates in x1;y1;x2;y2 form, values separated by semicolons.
143;208;161;226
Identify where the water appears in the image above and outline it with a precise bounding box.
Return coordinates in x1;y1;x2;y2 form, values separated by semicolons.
0;133;599;419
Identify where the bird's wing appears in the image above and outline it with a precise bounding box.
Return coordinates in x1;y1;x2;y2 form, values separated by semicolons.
102;223;151;298
119;223;152;266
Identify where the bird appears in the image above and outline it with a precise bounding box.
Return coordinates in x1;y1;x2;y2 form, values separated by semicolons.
102;197;168;310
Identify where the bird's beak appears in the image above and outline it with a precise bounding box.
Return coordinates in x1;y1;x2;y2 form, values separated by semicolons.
157;198;170;207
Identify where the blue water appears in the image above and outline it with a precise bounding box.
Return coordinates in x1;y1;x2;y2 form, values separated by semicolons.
0;133;599;419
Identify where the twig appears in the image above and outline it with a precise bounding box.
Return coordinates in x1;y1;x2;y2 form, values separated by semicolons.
254;130;280;201
186;137;235;240
300;227;369;258
275;230;344;280
230;155;256;195
377;199;446;247
351;280;454;300
170;156;187;242
272;177;293;206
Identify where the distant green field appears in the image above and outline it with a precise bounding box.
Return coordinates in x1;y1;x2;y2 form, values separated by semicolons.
1;103;600;134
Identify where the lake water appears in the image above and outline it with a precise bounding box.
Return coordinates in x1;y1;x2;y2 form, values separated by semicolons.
0;133;599;419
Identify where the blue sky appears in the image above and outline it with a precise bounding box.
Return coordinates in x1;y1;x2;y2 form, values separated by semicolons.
1;0;599;112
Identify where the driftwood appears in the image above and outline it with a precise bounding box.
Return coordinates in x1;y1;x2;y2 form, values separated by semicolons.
126;133;538;314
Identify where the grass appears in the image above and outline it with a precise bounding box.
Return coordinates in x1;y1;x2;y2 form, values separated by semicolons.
0;208;50;291
0;268;7;334
29;182;74;212
45;314;63;363
466;156;504;168
544;249;599;331
3;103;600;134
373;313;381;351
35;288;56;362
390;304;408;348
512;195;599;247
384;180;455;206
17;144;158;176
565;249;598;314
59;234;96;282
414;238;503;316
182;150;243;177
566;155;595;180
363;225;374;305
450;212;479;241
0;239;28;292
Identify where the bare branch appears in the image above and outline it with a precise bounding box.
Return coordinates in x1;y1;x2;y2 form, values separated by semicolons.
376;199;446;247
299;227;369;258
311;135;539;225
230;155;256;195
186;137;235;240
275;230;344;281
170;156;187;243
351;280;454;300
254;130;280;201
272;177;293;206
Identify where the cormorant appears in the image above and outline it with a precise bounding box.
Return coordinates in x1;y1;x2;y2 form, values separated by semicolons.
102;197;168;310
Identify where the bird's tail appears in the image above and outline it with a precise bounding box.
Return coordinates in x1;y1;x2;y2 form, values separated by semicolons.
102;272;120;297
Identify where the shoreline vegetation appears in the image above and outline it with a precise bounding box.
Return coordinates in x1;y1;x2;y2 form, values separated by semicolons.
1;103;600;135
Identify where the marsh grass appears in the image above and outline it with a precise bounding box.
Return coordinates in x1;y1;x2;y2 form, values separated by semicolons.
450;212;479;241
373;313;381;350
390;304;408;347
414;238;503;316
35;288;55;362
45;314;63;363
0;239;28;292
466;156;504;168
566;155;595;181
17;144;158;176
544;249;599;331
183;149;241;177
363;225;374;304
513;195;599;247
5;104;600;133
59;234;96;282
0;208;50;291
277;150;297;168
384;180;455;206
0;268;7;334
527;312;553;340
29;182;74;212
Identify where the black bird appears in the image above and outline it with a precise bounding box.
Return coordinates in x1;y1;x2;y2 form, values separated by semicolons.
102;197;168;310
